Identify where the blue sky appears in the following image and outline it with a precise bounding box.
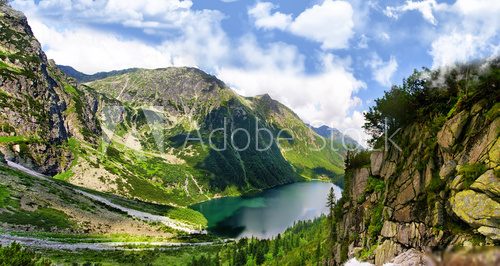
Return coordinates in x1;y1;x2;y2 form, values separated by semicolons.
11;0;500;144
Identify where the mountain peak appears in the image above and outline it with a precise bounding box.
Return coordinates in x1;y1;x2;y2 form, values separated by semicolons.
309;124;361;148
258;93;272;100
84;66;231;106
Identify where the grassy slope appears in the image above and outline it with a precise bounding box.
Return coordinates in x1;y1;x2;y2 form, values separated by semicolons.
0;162;208;236
0;165;76;231
4;65;345;210
249;95;345;185
82;70;300;198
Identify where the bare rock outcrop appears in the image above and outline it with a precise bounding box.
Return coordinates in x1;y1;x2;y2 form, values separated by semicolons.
333;93;499;265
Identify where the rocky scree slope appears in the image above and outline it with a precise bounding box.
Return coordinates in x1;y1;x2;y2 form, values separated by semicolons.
332;61;499;265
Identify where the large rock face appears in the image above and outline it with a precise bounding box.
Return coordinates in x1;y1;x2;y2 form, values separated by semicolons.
351;167;369;199
370;151;384;176
374;240;402;265
333;89;500;265
0;4;99;174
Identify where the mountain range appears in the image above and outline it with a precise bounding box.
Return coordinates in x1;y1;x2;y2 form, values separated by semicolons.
0;1;345;213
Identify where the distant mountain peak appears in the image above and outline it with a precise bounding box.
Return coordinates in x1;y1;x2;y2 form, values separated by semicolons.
309;124;361;149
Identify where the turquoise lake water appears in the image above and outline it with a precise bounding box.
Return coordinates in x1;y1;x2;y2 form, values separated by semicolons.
190;181;342;239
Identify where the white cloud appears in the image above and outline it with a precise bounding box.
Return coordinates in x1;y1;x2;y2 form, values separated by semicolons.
430;0;500;68
12;0;230;73
13;0;202;31
430;33;497;69
28;20;172;73
248;0;354;49
217;37;366;140
384;0;500;68
248;2;291;30
290;0;354;49
367;54;398;87
384;0;447;25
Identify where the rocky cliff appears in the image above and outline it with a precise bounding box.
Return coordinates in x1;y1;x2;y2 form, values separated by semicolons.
0;4;99;175
333;61;499;265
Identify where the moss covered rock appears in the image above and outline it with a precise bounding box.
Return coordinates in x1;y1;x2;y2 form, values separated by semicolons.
489;137;500;166
477;226;500;240
450;190;500;228
437;110;469;149
374;240;402;266
470;170;500;197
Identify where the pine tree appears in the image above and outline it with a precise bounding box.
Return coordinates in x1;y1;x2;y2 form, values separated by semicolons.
272;238;279;258
215;252;221;266
235;249;247;266
315;242;321;264
255;247;265;265
326;187;336;214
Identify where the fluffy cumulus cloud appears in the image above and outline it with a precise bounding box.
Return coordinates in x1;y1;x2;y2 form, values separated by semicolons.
248;0;354;49
14;0;203;31
11;0;230;73
27;21;172;73
248;2;291;30
430;0;500;68
367;54;398;87
384;0;500;68
290;0;354;50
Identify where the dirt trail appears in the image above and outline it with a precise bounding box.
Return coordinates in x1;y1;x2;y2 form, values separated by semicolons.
0;234;221;251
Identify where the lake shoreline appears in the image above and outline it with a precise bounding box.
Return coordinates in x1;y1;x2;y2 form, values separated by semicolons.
189;177;340;206
191;181;343;239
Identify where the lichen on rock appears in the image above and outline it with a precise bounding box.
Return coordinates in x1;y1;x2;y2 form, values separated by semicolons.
450;189;500;229
470;170;500;197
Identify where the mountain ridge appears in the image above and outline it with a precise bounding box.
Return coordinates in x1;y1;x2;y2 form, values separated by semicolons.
309;124;361;149
57;64;139;83
1;0;346;213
